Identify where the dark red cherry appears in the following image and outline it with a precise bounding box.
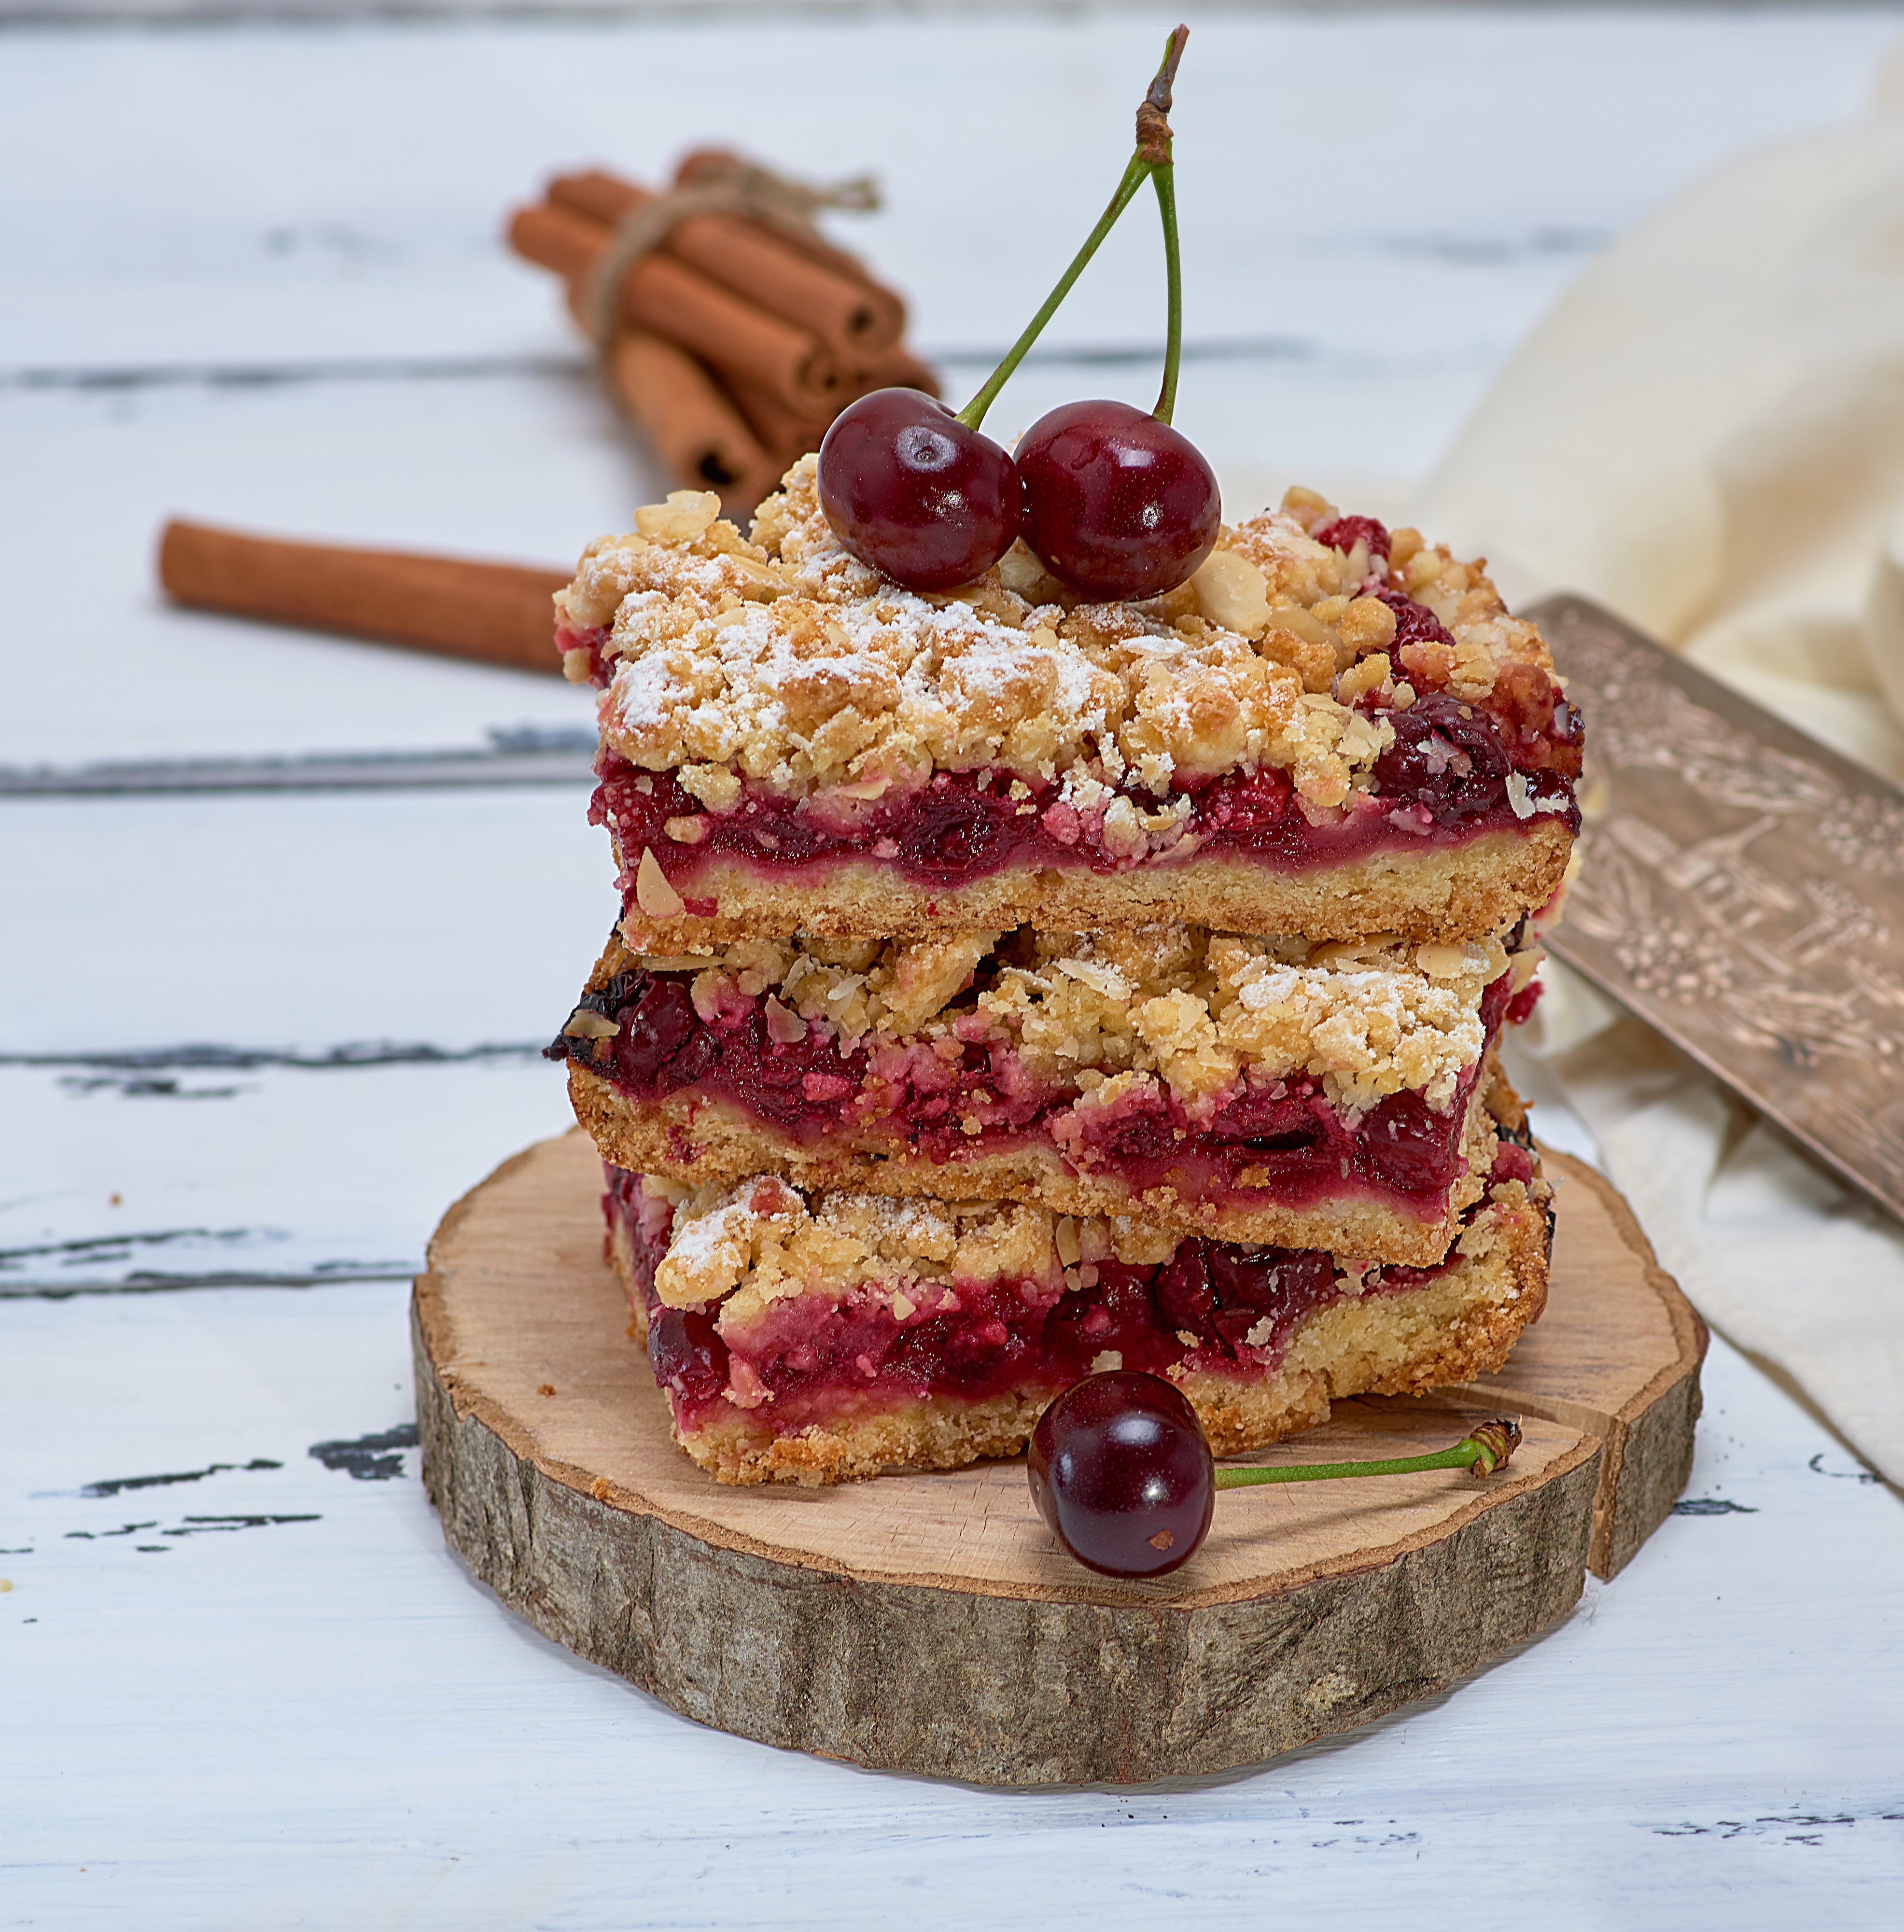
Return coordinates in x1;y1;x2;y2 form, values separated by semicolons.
1311;514;1391;564
1028;1370;1215;1578
1016;398;1220;601
646;1306;728;1404
816;389;1021;592
1375;589;1456;654
1372;693;1512;822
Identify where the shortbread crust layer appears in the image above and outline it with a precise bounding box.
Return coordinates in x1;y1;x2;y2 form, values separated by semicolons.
607;819;1574;951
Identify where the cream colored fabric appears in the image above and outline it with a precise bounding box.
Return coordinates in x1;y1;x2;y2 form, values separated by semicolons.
1417;83;1904;1483
1521;976;1904;1485
1417;108;1904;783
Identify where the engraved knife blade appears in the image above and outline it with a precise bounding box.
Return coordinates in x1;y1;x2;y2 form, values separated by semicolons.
1529;591;1904;1225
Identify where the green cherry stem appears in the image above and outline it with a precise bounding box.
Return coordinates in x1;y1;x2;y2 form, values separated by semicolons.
1212;1418;1525;1489
954;154;1148;433
1150;160;1184;426
956;24;1190;435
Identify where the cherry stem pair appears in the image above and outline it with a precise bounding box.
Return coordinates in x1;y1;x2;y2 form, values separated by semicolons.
957;24;1189;436
812;26;1217;602
1213;1418;1526;1488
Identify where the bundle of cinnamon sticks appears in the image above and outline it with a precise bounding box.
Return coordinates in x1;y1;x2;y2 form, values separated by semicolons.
509;152;938;514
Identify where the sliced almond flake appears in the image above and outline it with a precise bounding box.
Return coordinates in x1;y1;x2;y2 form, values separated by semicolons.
635;847;686;919
1054;958;1131;999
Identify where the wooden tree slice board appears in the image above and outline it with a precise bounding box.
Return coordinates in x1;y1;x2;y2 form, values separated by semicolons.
413;1130;1706;1786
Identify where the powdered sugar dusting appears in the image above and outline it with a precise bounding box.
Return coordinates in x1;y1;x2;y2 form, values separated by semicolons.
560;457;1561;810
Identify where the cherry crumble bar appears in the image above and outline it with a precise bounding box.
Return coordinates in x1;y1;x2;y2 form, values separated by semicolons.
551;920;1543;1266
604;1076;1551;1486
557;463;1581;950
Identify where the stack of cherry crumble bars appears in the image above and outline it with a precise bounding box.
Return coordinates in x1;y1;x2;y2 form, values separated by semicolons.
546;459;1582;1484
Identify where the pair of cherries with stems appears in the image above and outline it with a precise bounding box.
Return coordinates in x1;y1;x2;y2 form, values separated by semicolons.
1031;1371;1525;1579
818;25;1220;601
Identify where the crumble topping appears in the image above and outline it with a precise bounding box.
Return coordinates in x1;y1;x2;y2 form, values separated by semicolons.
640;1165;1541;1322
602;922;1523;1118
647;1173;1192;1318
556;462;1558;808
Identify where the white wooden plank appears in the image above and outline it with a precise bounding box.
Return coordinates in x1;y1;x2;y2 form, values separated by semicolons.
0;1059;578;1292
0;785;610;1287
3;13;1897;368
0;374;632;768
0;787;611;1050
2;1289;1899;1927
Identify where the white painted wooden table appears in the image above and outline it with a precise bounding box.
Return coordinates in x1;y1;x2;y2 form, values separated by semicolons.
4;10;1903;1926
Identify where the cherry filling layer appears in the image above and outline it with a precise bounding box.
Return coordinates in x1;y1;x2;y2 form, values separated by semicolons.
555;969;1514;1219
605;1158;1527;1438
578;592;1581;903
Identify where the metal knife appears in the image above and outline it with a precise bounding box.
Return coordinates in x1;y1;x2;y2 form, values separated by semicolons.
1530;591;1904;1225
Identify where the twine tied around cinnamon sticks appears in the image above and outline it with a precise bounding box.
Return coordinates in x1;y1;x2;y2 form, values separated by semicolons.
578;154;880;350
509;150;938;516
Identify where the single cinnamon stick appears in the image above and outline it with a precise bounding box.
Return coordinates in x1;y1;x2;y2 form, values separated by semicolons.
606;330;784;514
508;201;842;411
547;168;905;359
158;520;569;675
845;348;942;397
722;369;835;462
508;197;601;284
724;350;943;473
